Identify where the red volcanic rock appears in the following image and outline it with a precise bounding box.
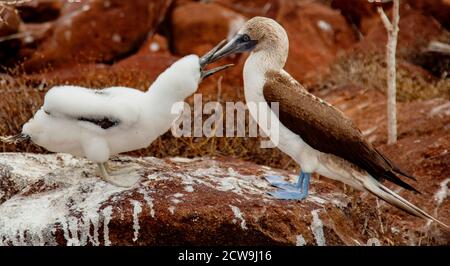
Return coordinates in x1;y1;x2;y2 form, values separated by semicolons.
0;5;22;64
172;1;356;83
136;33;171;56
25;52;177;91
22;0;172;72
353;8;445;58
213;0;280;18
405;0;450;29
0;5;21;37
24;33;175;88
171;2;246;56
330;0;387;28
279;1;357;82
332;0;450;33
0;153;447;246
111;53;178;89
14;0;62;23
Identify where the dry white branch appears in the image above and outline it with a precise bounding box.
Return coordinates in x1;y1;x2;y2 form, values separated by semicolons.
377;7;393;32
427;41;450;55
377;0;400;144
0;0;34;5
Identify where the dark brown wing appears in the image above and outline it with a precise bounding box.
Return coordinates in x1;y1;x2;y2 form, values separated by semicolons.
263;71;418;192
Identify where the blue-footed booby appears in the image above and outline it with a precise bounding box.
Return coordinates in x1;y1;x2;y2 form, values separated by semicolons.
1;42;232;187
209;17;448;227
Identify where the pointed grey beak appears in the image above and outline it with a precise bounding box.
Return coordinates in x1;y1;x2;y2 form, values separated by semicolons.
200;39;227;68
200;64;234;80
199;39;234;80
207;34;258;63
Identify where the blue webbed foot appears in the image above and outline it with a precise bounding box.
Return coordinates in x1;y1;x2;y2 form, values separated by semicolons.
268;190;308;200
265;175;298;191
267;172;312;201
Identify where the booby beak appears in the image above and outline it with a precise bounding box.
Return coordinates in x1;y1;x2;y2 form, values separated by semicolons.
207;34;258;63
199;39;234;80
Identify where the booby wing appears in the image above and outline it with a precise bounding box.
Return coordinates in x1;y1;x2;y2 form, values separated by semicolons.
263;70;418;192
43;86;141;130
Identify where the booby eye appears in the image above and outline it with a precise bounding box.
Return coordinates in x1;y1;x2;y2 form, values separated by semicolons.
242;34;251;42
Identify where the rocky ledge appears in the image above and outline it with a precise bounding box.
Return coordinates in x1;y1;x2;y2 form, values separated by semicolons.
0;153;447;246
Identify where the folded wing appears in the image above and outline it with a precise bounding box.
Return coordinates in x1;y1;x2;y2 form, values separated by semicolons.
263;71;418;192
43;86;141;130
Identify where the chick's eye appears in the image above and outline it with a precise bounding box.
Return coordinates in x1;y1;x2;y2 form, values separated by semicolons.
242;34;250;42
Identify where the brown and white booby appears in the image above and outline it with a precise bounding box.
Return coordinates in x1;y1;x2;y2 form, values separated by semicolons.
208;17;447;227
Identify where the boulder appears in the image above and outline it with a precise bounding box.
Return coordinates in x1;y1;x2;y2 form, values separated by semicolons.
171;1;357;83
0;152;448;246
279;1;357;82
405;0;450;29
330;0;386;29
0;5;22;64
312;7;450;100
21;0;172;72
353;8;445;57
23;34;177;90
213;0;280;18
171;2;246;56
331;0;450;33
14;0;62;23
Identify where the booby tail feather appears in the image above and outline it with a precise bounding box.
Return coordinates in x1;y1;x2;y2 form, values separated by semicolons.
361;174;449;229
0;134;30;144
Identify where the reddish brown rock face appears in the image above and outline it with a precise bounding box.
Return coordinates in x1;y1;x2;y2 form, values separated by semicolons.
14;0;62;23
0;153;447;246
405;0;450;29
171;2;246;56
212;0;280;18
278;1;357;83
21;0;172;72
0;5;22;63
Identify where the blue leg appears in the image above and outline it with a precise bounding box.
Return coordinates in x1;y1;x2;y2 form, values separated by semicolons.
265;171;304;191
269;173;311;200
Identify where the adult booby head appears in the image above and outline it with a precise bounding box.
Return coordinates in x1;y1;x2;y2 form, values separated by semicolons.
209;17;448;228
208;17;288;70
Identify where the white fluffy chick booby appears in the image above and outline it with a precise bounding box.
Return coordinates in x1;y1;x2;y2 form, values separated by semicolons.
1;43;231;187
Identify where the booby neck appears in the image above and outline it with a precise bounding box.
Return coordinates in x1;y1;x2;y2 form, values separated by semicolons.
243;42;288;102
145;55;201;104
242;35;315;169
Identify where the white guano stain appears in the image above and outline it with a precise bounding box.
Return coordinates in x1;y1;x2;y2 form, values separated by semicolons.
102;206;113;246
366;238;381;246
317;20;332;32
131;200;142;242
150;42;160;52
139;188;155;218
296;235;307;246
0;153;350;246
229;205;247;230
310;210;326;246
184;185;194;192
434;178;449;206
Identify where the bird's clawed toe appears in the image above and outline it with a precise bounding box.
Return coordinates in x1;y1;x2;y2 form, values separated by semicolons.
97;163;140;188
265;175;299;191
